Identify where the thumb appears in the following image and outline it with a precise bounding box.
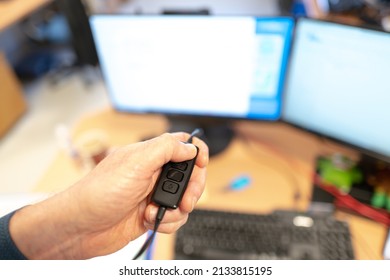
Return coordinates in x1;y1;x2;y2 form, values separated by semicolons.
141;133;198;172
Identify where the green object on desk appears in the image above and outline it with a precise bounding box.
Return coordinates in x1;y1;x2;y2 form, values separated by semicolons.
371;191;387;208
386;195;390;211
318;154;363;193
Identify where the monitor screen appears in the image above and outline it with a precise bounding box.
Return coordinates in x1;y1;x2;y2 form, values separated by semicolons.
90;15;294;121
283;18;390;163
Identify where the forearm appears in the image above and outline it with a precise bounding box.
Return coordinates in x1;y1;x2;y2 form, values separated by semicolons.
8;191;82;260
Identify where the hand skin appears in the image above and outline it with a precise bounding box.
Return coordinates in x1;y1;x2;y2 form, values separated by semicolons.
9;132;209;259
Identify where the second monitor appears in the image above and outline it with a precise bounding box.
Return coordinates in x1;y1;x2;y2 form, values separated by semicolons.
282;18;390;164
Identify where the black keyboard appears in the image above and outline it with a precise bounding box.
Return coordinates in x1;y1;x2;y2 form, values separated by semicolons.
174;209;354;260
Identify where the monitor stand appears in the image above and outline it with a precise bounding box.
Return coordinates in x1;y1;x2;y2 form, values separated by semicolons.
166;115;235;157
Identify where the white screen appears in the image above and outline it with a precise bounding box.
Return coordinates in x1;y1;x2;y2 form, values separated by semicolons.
90;16;293;120
283;18;390;160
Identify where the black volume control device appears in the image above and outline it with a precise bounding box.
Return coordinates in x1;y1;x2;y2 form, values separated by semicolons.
151;146;199;209
133;130;202;259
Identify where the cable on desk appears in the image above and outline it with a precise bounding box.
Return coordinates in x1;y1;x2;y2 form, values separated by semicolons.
314;174;390;227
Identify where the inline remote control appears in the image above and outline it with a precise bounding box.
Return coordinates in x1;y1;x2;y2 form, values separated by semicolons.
151;146;199;209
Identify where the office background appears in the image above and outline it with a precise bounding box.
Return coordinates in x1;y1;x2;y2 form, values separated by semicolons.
0;0;389;259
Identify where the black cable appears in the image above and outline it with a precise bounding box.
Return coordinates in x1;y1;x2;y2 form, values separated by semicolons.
133;206;166;260
187;128;203;144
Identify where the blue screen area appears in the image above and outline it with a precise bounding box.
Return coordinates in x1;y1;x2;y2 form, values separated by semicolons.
283;18;390;162
90;16;294;121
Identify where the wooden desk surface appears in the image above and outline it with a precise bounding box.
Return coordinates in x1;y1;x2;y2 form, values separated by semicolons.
34;108;388;260
0;0;52;32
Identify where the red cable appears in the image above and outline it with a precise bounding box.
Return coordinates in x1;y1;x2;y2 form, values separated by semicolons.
314;175;390;227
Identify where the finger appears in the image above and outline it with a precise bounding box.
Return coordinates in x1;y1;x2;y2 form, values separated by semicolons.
191;137;209;168
144;204;188;224
179;165;207;213
170;131;192;142
144;206;188;233
144;215;189;234
141;133;198;171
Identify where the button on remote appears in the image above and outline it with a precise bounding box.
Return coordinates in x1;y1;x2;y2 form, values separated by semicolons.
167;169;184;182
171;162;188;171
151;146;199;209
162;181;179;194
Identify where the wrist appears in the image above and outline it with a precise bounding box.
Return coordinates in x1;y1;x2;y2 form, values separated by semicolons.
9;191;82;259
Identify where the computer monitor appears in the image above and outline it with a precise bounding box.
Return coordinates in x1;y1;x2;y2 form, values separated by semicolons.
282;18;390;164
90;15;294;155
118;0;280;16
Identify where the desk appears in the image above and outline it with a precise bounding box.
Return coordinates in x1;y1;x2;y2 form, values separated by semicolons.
34;108;388;260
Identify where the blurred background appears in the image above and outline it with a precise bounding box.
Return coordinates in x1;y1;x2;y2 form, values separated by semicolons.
1;0;390;261
1;0;389;192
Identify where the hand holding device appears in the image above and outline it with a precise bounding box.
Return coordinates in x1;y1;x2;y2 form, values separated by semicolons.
133;129;203;259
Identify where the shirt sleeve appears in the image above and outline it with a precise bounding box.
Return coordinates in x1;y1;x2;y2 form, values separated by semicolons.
0;211;28;260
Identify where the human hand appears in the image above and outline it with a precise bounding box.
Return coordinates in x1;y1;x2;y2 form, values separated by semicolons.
9;132;208;259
